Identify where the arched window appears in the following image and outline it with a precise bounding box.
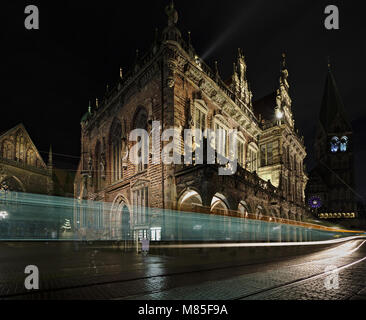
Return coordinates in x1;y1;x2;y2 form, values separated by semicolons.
26;149;35;166
247;142;259;172
15;135;25;162
95;141;101;191
330;136;339;153
1;140;14;160
110;119;122;182
340;136;348;152
133;107;148;172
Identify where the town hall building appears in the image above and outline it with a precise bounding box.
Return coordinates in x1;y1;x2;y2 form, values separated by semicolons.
74;2;308;241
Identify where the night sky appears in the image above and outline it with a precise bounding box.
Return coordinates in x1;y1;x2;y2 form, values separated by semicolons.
2;1;366;197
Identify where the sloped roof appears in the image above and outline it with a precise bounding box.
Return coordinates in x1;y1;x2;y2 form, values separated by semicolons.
0;123;47;169
319;69;352;132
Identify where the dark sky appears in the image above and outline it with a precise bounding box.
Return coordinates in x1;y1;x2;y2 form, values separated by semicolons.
2;1;366;197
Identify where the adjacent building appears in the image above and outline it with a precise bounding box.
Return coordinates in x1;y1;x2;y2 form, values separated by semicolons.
306;66;362;224
0;123;53;195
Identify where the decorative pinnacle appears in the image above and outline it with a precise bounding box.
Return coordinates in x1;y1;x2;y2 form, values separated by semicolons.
214;61;220;80
281;52;286;69
188;31;191;45
238;48;244;59
96;98;99;108
165;0;178;26
88;101;91;113
48;145;53;167
119;67;123;79
233;62;237;74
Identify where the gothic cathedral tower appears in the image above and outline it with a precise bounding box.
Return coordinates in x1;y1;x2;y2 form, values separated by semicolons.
306;64;357;220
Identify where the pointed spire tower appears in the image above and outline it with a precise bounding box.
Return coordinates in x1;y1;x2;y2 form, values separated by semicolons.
319;60;352;133
275;53;294;127
48;145;53;174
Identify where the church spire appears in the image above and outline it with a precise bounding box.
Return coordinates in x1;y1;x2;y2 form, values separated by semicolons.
48;145;53;173
319;62;352;132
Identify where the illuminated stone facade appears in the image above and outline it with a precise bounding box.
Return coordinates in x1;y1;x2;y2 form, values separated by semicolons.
74;3;308;240
0;123;53;195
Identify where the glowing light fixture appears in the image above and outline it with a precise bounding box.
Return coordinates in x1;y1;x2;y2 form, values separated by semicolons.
275;107;283;120
0;211;9;219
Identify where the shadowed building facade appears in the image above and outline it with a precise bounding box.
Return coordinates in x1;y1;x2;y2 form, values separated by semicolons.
74;3;308;241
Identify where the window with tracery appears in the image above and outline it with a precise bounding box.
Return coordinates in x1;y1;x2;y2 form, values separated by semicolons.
330;136;340;153
1;140;14;160
133;107;148;172
110;119;122;182
340;136;348;152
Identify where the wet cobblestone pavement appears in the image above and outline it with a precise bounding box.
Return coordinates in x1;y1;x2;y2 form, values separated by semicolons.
0;239;365;300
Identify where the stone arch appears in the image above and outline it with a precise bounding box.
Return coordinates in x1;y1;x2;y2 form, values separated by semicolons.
269;208;278;219
133;106;149;130
280;208;289;220
177;188;203;211
0;175;26;192
255;205;266;219
110;194;132;240
238;200;251;217
211;192;229;214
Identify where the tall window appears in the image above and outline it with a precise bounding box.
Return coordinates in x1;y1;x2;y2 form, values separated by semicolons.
26;149;35;166
247;144;258;172
1;140;14;160
330;136;339;153
215;122;228;158
133;186;149;225
340;136;348;152
195;106;206;132
110;119;122;182
16;134;25;162
237;139;245;167
260;142;274;167
133;107;148;172
95;141;101;191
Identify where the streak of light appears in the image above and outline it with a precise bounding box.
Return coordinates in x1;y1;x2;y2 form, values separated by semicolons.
149;235;366;249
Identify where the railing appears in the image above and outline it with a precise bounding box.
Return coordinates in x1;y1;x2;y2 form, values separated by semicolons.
0;157;49;176
186;203;362;234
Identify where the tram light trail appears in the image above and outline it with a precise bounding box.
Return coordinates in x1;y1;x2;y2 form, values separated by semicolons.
0;191;364;242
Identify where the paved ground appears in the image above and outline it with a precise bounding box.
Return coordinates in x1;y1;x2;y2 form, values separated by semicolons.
0;239;365;300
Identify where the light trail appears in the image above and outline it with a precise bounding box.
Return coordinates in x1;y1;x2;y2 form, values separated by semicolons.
0;191;364;242
149;235;366;249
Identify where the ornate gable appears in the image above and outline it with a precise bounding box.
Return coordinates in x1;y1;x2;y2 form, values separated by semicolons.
0;123;47;169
